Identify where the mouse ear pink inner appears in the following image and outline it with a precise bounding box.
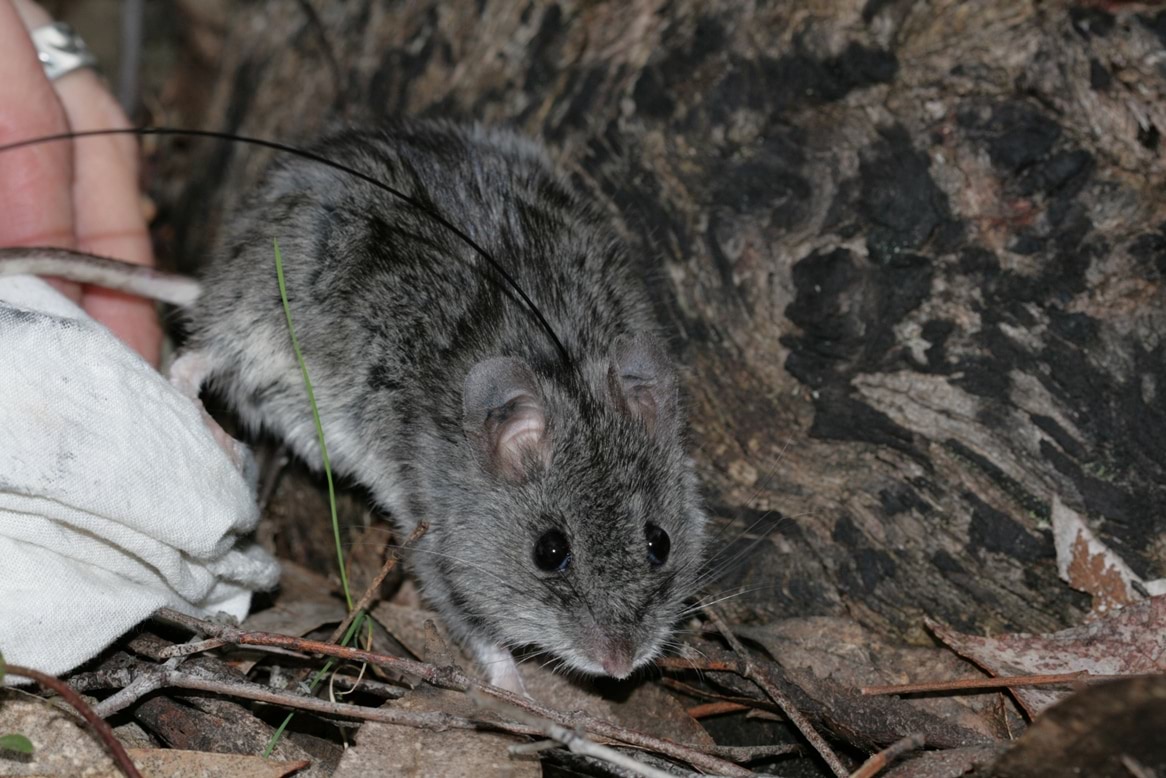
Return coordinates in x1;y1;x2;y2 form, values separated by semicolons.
462;357;550;481
608;333;678;439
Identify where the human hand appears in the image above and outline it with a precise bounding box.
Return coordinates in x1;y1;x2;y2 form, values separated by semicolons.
0;0;161;365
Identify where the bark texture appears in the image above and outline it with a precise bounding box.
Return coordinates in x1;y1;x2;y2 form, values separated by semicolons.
156;0;1166;644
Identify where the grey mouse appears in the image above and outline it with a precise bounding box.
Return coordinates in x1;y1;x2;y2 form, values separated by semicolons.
0;120;709;694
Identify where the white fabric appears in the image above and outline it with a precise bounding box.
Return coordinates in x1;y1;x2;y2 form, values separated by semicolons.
0;275;279;679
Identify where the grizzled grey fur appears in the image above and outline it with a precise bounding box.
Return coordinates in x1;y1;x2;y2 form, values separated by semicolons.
188;121;708;691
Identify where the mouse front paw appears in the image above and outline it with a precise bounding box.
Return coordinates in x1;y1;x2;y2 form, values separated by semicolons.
168;350;256;485
471;640;527;697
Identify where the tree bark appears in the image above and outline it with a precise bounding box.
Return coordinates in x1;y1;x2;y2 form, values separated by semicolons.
155;0;1166;644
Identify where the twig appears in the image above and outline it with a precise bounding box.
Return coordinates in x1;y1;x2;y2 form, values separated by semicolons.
68;667;137;694
1122;755;1160;778
329;521;428;645
659;663;802;724
707;743;801;761
848;733;925;778
5;664;143;778
155;668;485;731
660;677;780;721
92;635;207;719
472;690;678;778
93;672;169;720
703;606;850;778
661;676;741;700
81;660;522;732
150;609;750;776
656;656;738;672
687;701;751;718
860;672;1102;695
510;738;561;756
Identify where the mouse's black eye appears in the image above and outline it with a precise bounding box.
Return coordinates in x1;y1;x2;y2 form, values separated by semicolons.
534;528;572;572
645;523;670;567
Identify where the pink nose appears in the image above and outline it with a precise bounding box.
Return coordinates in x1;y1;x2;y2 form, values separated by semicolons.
599;638;635;679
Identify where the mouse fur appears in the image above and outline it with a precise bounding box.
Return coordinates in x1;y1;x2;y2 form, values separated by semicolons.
6;120;711;692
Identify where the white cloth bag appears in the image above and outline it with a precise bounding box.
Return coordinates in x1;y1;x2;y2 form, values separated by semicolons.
0;275;279;678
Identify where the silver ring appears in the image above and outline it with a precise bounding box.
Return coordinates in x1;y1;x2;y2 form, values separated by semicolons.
30;22;98;82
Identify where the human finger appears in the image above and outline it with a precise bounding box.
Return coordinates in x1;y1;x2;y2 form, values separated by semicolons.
13;0;161;363
0;0;79;302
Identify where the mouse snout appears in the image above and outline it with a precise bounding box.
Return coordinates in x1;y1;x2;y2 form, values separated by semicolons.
594;635;635;679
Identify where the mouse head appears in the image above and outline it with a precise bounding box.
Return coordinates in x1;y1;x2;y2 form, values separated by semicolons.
452;333;708;679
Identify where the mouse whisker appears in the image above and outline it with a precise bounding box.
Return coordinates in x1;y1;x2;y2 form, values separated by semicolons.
699;435;798;550
690;509;804;592
697;508;783;574
384;543;545;603
677;584;774;618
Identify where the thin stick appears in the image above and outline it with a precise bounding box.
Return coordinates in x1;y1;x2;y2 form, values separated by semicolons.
659;676;777;714
687;701;750;719
656;656;737;672
711;743;800;760
6;664;143;778
703;606;849;778
168;670;488;731
151;609;749;777
860;672;1099;696
848;733;925;778
328;521;428;645
1121;755;1159;778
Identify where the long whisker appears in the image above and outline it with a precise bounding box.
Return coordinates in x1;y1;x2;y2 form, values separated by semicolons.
700;435;797;551
692;506;824;592
677;585;774;617
691;510;785;590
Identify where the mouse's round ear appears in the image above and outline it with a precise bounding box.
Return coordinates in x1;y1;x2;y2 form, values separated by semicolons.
463;357;551;481
608;334;679;439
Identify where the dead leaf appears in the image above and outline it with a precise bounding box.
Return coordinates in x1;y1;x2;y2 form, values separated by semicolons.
370;602;469;693
242;561;347;637
884;745;1002;778
604;680;714;746
235;562;349;675
985;675;1166;777
928;596;1166;716
125;748;309;777
1052;497;1166;613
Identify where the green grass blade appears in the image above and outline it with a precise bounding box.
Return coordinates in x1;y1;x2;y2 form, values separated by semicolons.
0;734;33;755
272;239;352;610
264;240;367;757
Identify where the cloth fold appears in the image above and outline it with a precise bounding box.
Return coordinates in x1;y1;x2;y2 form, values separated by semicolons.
0;275;279;678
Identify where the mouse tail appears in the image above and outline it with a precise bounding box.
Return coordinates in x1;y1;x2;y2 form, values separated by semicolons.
0;246;201;307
